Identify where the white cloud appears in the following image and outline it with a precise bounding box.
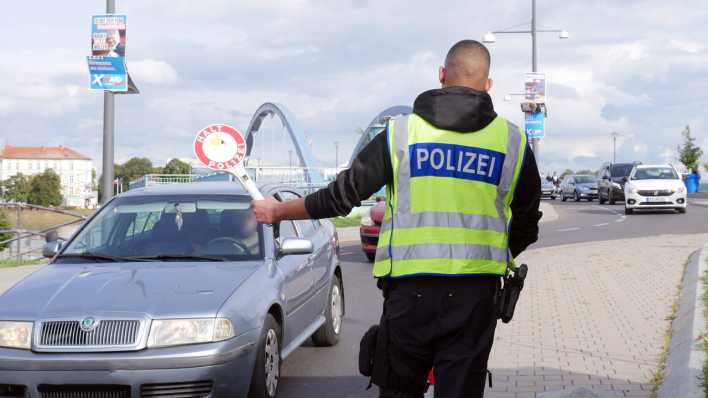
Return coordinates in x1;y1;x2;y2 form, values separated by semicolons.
129;59;179;84
669;39;705;54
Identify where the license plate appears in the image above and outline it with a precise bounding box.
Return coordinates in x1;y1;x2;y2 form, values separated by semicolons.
646;197;663;202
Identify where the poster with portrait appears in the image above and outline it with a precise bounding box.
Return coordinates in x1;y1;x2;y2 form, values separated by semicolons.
88;14;128;92
524;72;546;104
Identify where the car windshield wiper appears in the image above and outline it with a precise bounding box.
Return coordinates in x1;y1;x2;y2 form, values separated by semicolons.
56;252;148;262
127;254;227;262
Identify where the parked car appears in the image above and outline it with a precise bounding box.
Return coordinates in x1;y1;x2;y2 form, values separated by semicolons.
0;182;344;398
541;180;557;200
598;162;640;205
360;200;385;262
624;164;687;214
560;175;598;202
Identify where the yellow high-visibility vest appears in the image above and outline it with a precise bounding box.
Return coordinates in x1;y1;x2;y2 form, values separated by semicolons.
373;113;527;278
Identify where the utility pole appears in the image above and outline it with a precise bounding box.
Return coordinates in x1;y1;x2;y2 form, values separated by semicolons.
530;0;539;157
100;0;116;205
334;141;339;172
611;132;619;163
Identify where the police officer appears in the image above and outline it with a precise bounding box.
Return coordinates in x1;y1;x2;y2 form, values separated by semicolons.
252;39;541;398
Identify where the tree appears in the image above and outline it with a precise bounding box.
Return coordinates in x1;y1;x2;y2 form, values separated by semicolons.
575;169;599;176
116;157;154;191
27;170;62;207
560;169;574;179
2;174;31;203
162;158;192;175
0;208;11;251
677;125;703;172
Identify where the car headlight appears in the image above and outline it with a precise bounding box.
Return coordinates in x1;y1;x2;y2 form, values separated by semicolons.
360;216;375;227
0;321;33;349
628;186;638;194
612;182;622;189
677;186;685;193
147;318;234;348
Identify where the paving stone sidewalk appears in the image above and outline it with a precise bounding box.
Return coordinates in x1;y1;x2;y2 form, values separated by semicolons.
484;233;708;398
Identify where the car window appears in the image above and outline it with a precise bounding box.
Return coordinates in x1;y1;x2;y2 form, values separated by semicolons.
294;219;316;237
279;220;298;239
574;176;595;184
633;167;679;180
61;195;263;261
610;164;634;177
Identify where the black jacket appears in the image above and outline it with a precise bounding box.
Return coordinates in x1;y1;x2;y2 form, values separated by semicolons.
305;86;542;257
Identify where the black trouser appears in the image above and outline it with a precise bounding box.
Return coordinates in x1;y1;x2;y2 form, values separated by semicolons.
379;276;499;398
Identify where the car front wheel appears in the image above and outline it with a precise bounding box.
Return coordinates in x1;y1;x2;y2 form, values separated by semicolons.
678;207;686;214
312;275;343;347
625;207;633;215
574;191;580;202
249;314;281;398
599;190;606;204
561;192;567;202
608;190;616;205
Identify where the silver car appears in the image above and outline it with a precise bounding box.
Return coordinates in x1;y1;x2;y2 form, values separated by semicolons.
0;182;344;398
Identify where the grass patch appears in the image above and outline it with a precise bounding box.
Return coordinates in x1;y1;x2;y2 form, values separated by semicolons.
650;256;691;397
329;216;362;228
0;258;42;268
1;207;92;231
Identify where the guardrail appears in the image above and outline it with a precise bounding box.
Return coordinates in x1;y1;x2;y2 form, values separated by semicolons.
0;203;87;261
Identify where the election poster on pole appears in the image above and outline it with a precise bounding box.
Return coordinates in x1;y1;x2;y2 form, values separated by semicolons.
87;14;129;92
193;124;265;200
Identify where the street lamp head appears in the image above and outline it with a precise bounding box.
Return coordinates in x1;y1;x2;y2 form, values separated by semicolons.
503;95;513;102
482;32;496;43
559;30;569;39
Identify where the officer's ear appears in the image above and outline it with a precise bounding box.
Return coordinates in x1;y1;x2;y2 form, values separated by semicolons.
439;66;446;87
485;78;493;92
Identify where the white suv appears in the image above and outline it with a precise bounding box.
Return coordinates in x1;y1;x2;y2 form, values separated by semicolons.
624;164;687;214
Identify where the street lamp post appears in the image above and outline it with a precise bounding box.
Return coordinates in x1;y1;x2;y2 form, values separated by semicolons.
611;132;619;163
101;0;116;205
334;141;339;172
483;0;569;159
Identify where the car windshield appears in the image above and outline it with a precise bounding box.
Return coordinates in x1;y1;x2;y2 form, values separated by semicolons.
632;167;679;180
610;164;635;177
574;176;596;184
61;194;264;262
541;180;554;187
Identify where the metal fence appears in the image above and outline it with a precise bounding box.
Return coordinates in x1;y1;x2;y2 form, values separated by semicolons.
0;204;88;261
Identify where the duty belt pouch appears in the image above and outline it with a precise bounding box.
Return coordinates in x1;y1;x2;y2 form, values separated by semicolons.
498;264;528;323
359;325;378;377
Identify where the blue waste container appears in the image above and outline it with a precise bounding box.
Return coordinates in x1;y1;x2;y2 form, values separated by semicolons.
685;173;700;193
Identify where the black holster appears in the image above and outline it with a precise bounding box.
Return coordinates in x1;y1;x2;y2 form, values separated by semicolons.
359;281;391;388
497;264;528;323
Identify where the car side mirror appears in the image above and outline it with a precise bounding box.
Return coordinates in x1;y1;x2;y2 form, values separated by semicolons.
277;238;313;257
622;176;629;183
42;241;62;258
45;230;59;243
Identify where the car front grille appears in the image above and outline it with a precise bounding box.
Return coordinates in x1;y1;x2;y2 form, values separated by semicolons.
140;381;213;398
638;189;673;197
38;320;141;349
38;385;129;398
639;201;672;205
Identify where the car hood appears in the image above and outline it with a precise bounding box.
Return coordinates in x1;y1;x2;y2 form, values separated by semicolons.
0;261;260;320
628;180;684;191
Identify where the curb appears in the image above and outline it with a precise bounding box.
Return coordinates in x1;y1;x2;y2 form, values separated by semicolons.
657;242;708;398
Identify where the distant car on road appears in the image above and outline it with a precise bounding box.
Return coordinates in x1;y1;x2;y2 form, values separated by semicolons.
560;175;598;202
624;164;687;214
541;180;557;200
598;162;640;205
0;182;344;398
360;200;385;262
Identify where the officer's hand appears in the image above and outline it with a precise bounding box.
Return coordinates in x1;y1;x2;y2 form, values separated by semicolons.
251;196;282;224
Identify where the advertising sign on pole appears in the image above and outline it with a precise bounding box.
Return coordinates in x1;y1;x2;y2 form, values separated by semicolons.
524;111;545;139
524;72;546;104
193;124;265;200
87;14;128;92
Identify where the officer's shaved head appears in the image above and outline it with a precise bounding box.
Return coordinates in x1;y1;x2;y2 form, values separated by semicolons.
439;40;493;91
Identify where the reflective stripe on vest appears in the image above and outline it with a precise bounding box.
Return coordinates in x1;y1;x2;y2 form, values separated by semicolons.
373;113;526;278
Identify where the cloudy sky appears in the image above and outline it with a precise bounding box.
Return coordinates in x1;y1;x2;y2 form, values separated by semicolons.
1;0;707;174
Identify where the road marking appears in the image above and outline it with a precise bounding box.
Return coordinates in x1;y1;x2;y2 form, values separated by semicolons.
557;227;581;232
593;223;610;227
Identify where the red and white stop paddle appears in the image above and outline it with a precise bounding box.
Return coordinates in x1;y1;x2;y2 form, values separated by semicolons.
193;123;264;200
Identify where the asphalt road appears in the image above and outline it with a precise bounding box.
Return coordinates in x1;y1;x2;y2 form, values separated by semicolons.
279;199;708;397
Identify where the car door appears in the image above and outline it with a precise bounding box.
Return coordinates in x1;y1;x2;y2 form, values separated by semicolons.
563;177;573;196
276;218;315;343
294;218;331;318
599;167;609;197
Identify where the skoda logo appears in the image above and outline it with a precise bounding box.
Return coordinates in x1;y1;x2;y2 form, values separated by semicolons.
80;317;98;332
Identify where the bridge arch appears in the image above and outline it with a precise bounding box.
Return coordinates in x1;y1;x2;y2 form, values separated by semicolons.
245;102;324;184
349;105;412;165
